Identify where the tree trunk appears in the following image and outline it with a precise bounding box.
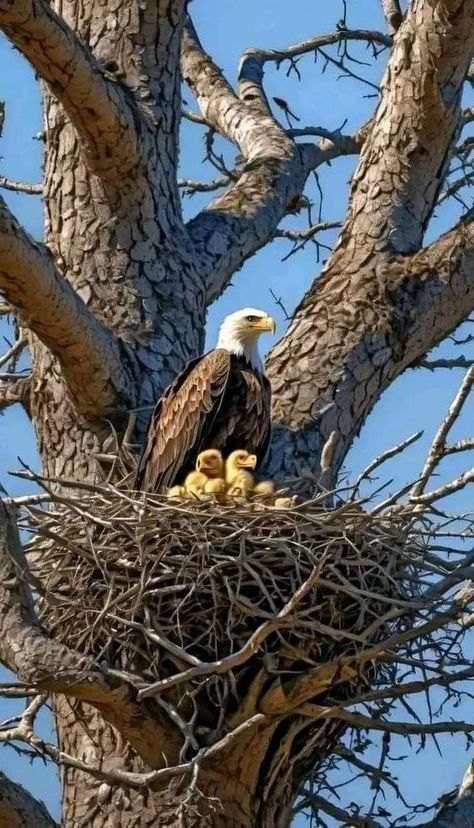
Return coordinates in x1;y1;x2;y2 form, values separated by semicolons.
0;0;473;825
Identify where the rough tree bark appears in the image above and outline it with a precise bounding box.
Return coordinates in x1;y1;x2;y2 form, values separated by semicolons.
0;0;473;825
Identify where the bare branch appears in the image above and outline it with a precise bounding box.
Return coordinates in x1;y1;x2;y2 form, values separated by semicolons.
438;172;474;206
247;29;392;66
444;438;474;456
463;107;474;126
273;221;342;242
411;366;474;498
411;468;474;506
0;176;42;196
182;17;290;159
0;335;26;369
299;789;379;828
0;196;136;414
418;357;474;370
0;0;140;178
4;709;265;793
182;16;315;301
178;175;232;194
0;770;58;827
352;430;423;496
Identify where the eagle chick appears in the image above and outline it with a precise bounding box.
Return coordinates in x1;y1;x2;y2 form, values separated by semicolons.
184;449;224;500
226;450;257;502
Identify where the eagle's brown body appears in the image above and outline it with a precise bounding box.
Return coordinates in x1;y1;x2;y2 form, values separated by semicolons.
135;349;271;493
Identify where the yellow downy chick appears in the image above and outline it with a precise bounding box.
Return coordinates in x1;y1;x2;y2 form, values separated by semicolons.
226;450;257;502
184;471;209;499
252;480;275;502
204;478;227;503
273;496;298;509
185;449;225;500
167;485;185;499
196;449;224;479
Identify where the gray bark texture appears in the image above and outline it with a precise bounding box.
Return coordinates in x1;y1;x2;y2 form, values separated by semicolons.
0;0;473;825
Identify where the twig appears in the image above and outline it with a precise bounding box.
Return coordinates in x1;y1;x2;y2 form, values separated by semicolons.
410;366;474;498
0;336;25;369
352;431;423;498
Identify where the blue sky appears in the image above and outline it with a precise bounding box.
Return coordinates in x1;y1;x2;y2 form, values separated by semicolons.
0;1;473;823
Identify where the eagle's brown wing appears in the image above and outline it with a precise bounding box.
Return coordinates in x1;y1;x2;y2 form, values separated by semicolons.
241;369;272;463
134;350;231;493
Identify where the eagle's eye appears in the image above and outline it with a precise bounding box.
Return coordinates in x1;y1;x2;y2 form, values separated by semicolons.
245;315;258;323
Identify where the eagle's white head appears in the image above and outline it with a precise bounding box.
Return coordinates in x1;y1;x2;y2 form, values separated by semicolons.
216;308;276;371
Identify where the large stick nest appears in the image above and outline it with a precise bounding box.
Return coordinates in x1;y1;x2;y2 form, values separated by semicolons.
26;482;419;697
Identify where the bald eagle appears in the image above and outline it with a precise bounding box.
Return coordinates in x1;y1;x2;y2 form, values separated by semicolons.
134;308;275;493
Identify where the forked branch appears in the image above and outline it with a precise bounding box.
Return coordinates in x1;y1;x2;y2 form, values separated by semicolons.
183;17;367;302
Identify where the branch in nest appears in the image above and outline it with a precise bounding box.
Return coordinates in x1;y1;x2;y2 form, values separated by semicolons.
137;545;332;700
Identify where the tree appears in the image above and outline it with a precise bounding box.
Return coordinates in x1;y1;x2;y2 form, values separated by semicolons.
0;0;473;825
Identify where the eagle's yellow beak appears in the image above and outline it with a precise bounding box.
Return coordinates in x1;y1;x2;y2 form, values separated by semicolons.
241;454;257;470
254;316;276;334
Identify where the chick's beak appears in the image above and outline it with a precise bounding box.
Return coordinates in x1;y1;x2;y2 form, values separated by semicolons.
254;316;276;334
242;454;257;470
